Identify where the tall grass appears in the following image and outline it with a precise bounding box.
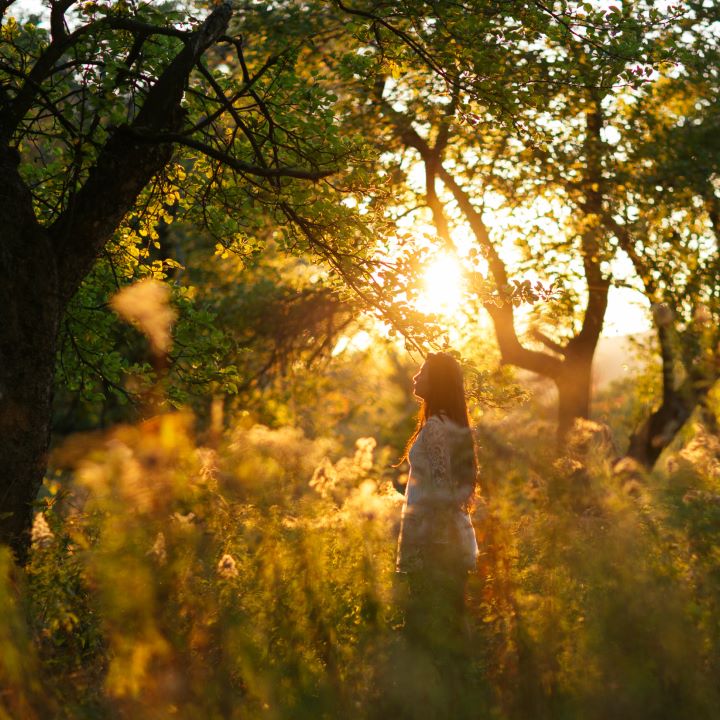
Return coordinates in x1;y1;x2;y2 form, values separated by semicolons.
2;415;720;719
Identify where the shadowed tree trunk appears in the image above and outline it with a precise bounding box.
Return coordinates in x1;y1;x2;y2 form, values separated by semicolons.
556;355;594;440
626;392;693;469
606;213;719;469
0;3;233;560
0;148;60;564
625;321;717;468
487;288;607;442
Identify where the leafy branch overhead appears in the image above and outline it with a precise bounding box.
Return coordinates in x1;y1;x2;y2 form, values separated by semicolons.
0;0;382;558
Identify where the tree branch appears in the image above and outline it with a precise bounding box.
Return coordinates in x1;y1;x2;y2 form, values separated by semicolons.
0;19;104;143
50;3;233;304
565;103;609;356
435;166;562;379
424;162;453;248
436;166;508;285
193;59;269;171
372;93;455;249
332;0;450;85
434;81;460;157
186;51;279;135
129;130;335;180
530;327;568;355
604;215;658;297
1;12;196;144
107;17;191;40
50;0;75;42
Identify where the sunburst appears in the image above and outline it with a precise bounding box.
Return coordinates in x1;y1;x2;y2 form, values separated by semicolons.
413;252;465;317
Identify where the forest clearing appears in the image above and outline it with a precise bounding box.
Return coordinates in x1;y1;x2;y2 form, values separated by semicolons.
1;1;719;718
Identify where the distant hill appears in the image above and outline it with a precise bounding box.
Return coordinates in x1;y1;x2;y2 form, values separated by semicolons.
592;332;655;389
502;332;656;405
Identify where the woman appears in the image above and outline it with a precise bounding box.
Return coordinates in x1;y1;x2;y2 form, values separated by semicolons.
395;352;479;647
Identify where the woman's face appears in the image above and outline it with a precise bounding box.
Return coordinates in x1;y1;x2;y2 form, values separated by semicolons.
413;361;430;400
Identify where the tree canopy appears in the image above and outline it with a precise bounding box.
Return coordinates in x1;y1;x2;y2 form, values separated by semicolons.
1;0;718;553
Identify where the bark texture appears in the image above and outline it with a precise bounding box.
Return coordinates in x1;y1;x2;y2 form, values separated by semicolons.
0;148;60;561
0;4;232;561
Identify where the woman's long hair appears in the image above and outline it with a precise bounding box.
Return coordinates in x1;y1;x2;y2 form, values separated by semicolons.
399;353;478;490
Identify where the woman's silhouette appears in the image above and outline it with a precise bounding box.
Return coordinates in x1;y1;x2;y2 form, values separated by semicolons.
395;352;479;652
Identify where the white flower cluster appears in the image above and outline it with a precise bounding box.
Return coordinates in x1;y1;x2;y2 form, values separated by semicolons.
353;437;377;472
309;457;338;498
31;512;54;549
217;553;238;579
147;532;167;565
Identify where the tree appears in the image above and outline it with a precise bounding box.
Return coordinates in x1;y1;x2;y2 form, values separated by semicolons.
0;0;371;559
605;1;720;467
336;1;672;439
0;0;683;560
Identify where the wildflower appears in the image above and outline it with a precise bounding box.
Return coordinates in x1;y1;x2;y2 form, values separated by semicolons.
353;437;377;472
31;512;54;549
622;479;643;498
357;479;379;519
568;418;614;454
612;456;645;484
553;456;584;476
217;553;238;579
310;457;338;497
172;511;196;526
694;303;711;324
678;426;720;477
110;278;177;354
147;532;167;565
103;440;153;513
342;479;396;522
196;447;218;483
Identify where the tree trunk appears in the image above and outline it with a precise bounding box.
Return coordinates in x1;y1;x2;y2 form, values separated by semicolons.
556;354;593;442
0;4;235;561
625;379;715;469
0;148;60;563
626;397;689;469
624;311;718;469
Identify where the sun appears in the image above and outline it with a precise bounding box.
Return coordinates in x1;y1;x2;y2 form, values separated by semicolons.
414;252;464;316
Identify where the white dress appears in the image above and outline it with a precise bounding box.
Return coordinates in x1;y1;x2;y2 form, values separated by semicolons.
396;415;479;573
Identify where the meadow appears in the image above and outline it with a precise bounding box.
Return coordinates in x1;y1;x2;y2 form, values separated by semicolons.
3;395;719;720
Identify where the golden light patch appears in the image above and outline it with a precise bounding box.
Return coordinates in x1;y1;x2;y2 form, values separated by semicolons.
414;252;464;317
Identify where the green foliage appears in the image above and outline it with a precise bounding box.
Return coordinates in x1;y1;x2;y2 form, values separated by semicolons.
1;407;719;718
14;415;407;718
53;219;249;430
